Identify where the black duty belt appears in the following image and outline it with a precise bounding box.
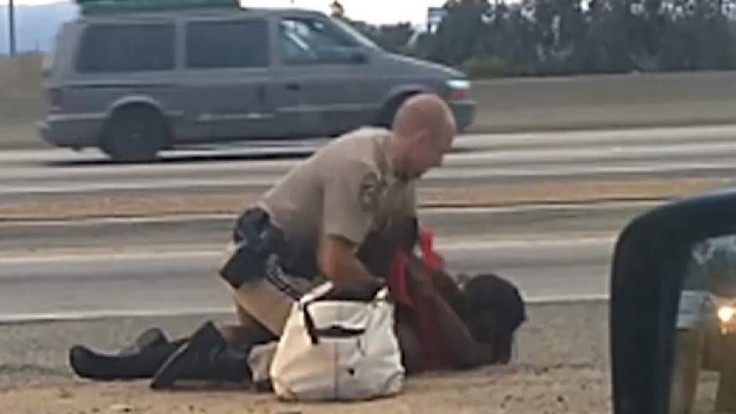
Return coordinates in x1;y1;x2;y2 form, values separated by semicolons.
219;208;321;289
219;208;288;289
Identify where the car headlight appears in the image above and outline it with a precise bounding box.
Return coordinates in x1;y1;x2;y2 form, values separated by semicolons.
446;79;471;100
719;305;736;323
447;79;471;90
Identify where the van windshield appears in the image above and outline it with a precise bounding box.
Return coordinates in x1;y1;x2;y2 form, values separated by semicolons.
328;16;382;52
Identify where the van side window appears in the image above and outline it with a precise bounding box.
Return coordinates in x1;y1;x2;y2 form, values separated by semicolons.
278;17;360;65
76;23;175;73
186;19;269;69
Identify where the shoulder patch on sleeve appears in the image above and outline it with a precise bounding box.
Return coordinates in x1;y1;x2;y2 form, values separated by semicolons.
359;172;382;212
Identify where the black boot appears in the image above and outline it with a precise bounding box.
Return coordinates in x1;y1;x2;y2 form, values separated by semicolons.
150;321;252;390
69;337;187;381
118;327;169;356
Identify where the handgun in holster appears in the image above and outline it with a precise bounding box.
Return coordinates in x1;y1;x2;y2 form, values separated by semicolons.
219;209;286;290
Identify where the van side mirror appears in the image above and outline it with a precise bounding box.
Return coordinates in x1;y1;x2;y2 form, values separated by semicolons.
610;189;736;414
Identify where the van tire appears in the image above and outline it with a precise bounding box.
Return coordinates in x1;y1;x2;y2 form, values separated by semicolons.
375;92;420;129
101;106;169;163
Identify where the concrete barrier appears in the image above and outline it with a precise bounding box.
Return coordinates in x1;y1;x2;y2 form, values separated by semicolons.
2;55;736;149
467;71;736;133
0;55;45;149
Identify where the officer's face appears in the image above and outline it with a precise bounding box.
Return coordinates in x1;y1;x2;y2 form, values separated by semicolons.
407;129;453;179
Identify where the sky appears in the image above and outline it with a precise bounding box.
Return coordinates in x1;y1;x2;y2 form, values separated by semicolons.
0;0;450;25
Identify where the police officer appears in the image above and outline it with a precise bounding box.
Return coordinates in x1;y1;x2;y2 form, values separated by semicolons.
68;93;458;388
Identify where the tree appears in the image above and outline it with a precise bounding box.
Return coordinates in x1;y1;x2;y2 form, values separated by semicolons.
340;0;736;77
430;0;490;66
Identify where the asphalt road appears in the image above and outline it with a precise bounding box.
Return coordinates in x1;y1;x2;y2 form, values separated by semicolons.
4;124;733;322
0;236;613;323
3;124;736;198
0;124;712;392
0;201;653;252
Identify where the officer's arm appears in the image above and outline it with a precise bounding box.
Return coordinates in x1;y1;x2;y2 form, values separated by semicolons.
319;162;385;299
427;290;493;369
318;234;384;300
406;260;492;369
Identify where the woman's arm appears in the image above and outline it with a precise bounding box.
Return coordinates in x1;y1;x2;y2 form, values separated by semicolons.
406;259;493;370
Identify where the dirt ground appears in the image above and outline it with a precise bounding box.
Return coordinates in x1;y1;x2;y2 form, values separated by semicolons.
0;302;613;414
0;365;612;414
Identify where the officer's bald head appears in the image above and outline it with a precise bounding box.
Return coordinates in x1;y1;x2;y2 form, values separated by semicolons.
393;93;456;142
391;93;456;179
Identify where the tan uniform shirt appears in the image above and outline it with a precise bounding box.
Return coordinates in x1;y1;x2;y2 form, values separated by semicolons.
256;127;417;251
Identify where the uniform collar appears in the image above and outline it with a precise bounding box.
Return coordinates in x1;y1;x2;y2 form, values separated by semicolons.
377;130;410;184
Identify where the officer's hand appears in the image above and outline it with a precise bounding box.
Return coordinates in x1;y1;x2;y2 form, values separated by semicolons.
323;278;385;302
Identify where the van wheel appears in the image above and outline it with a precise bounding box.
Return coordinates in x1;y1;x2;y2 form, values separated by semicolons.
101;106;169;163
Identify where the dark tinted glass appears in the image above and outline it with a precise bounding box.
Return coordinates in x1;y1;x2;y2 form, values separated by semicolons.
77;23;175;73
186;19;269;69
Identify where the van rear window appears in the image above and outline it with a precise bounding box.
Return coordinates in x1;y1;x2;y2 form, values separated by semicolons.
76;23;175;73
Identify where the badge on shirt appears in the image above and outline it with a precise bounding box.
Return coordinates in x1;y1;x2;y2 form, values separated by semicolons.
359;172;384;212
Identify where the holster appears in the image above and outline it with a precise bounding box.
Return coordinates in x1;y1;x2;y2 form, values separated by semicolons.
219;208;288;290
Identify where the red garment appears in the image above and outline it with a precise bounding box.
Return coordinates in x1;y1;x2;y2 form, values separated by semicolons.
418;226;444;272
388;226;447;371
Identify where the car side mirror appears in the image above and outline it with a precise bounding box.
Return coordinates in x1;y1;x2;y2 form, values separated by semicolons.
610;189;736;414
669;234;736;414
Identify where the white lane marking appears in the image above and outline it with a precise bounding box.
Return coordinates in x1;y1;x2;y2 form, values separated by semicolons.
421;200;660;214
526;293;609;304
0;236;616;265
454;124;736;148
4;124;735;161
0;200;657;228
2;160;736;196
447;141;736;165
6;140;736;181
0;294;610;324
0;308;234;324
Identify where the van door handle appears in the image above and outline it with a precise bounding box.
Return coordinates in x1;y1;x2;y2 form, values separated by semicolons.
285;82;301;91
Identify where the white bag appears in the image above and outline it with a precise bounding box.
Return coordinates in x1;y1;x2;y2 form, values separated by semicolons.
269;282;405;401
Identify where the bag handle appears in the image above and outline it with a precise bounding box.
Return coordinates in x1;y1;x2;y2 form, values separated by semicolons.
298;282;389;307
298;282;389;345
302;308;367;345
298;282;335;307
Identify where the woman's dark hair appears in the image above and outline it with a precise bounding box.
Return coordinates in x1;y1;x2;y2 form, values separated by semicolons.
461;273;527;364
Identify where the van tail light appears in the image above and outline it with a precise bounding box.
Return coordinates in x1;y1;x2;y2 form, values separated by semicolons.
47;88;63;112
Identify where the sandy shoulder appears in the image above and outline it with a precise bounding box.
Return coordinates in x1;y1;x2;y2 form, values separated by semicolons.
0;302;612;414
0;364;611;414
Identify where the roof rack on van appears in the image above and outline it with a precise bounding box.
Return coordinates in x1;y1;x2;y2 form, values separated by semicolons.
75;0;241;15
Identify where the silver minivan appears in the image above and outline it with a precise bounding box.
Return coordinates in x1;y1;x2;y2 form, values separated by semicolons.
39;2;476;161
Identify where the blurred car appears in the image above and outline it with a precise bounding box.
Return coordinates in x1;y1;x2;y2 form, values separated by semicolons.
38;0;475;162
